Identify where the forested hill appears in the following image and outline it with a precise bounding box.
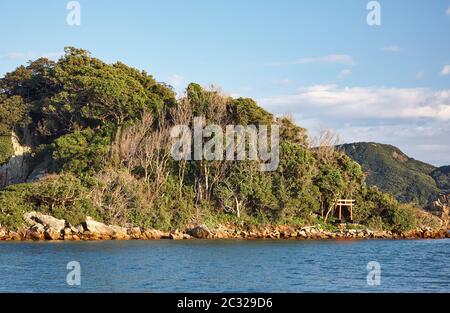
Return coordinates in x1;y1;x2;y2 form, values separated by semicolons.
338;142;450;206
0;47;441;232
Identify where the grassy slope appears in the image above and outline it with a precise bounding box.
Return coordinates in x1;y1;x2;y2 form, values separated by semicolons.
338;142;441;206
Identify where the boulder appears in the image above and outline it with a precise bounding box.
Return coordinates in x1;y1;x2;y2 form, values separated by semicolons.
128;227;142;239
8;231;22;241
0;227;7;240
187;225;211;239
63;227;72;236
82;231;101;240
328;232;337;239
297;230;308;238
82;217;114;236
239;231;248;238
26;224;45;240
110;225;129;240
269;230;280;239
44;228;61;240
160;232;172;239
277;226;296;238
169;231;183;240
213;230;230;239
23;211;66;232
143;229;163;240
76;224;84;234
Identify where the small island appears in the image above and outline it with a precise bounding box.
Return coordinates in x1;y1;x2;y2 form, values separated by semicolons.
0;48;448;242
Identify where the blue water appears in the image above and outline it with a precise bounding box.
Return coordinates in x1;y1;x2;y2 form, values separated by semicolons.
0;239;449;292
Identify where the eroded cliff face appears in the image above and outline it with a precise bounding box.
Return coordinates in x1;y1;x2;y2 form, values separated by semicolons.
0;132;32;188
428;193;450;230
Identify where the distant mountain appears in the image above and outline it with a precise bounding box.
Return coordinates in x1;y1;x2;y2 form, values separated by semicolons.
338;142;450;207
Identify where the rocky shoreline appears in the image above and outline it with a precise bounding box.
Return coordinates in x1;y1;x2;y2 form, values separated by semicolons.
0;212;449;242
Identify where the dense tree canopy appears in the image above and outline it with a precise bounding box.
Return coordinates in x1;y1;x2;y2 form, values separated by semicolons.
0;48;423;231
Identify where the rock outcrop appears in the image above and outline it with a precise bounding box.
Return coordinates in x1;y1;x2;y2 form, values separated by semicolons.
23;212;66;240
428;193;450;229
23;211;66;232
82;216;115;236
187;225;211;239
0;132;32;188
79;217;130;240
0;226;7;240
0;213;448;241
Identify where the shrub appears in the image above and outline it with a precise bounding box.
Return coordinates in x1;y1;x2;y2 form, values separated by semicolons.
0;183;35;230
0;174;99;229
32;173;100;226
91;168;149;227
51;128;111;175
391;204;417;232
0;135;13;165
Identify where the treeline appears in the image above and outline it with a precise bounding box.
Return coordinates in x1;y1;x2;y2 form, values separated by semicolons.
0;48;423;231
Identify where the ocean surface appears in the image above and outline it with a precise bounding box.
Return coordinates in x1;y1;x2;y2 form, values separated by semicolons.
0;239;449;292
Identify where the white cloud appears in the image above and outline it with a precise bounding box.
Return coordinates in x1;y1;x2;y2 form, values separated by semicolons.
259;84;450;165
446;7;450;15
269;54;355;66
167;74;185;87
381;45;404;52
260;84;450;121
0;51;63;61
440;65;450;76
272;79;294;86
337;69;352;79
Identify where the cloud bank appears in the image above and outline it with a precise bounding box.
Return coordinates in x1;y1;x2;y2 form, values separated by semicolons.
259;84;450;165
260;84;450;121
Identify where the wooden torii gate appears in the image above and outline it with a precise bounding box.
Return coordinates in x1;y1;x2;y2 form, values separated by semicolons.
335;199;355;223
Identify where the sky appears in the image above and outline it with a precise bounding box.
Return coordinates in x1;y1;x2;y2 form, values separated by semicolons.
1;0;449;166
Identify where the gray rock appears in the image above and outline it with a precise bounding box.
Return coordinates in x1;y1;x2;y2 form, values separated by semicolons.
23;212;66;232
44;228;61;240
76;224;85;233
0;227;7;239
187;225;211;239
26;224;45;240
82;217;114;236
110;225;128;239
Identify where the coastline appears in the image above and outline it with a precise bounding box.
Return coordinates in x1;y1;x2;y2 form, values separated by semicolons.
0;212;448;242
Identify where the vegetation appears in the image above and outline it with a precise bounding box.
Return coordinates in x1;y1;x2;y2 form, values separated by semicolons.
0;48;434;232
430;166;450;190
338;142;446;206
0;136;13;165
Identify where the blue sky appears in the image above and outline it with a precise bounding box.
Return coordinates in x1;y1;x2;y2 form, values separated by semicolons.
1;0;450;165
